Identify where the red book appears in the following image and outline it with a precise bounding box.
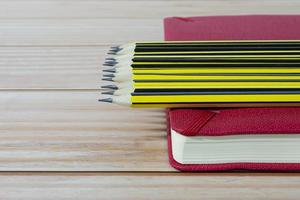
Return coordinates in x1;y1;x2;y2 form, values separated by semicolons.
165;15;300;171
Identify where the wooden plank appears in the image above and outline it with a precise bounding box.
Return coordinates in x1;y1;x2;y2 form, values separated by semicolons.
0;46;107;89
0;91;168;171
0;0;299;19
0;0;299;46
0;19;162;46
1;172;300;199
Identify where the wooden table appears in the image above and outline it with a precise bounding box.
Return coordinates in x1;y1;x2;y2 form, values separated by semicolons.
1;0;300;199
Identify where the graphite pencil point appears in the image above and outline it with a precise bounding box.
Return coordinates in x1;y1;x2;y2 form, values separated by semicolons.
105;60;117;63
105;61;118;65
103;69;116;73
103;63;116;66
105;57;116;61
103;73;115;78
101;85;118;90
98;98;113;103
102;91;115;95
102;78;114;81
110;47;122;53
107;51;117;55
109;49;118;53
108;51;117;55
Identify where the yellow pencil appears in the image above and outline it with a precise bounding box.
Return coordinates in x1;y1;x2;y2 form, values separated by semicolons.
130;75;300;82
131;68;300;74
99;94;300;108
104;81;300;96
105;68;300;82
112;40;300;55
134;50;300;55
133;82;300;89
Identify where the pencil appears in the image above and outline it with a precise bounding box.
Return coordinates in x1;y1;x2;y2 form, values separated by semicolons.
103;66;300;82
105;61;300;68
113;40;300;54
99;93;300;107
110;55;300;65
102;81;300;96
133;50;300;55
104;74;300;82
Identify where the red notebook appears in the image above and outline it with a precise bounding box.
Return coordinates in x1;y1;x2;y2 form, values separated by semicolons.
165;15;300;171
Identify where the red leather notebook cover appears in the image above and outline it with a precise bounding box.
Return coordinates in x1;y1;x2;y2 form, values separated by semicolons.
164;15;300;171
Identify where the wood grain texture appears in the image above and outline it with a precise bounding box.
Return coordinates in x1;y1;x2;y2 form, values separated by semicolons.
1;172;300;200
0;0;299;19
0;19;162;46
1;0;300;46
0;91;168;171
0;47;106;89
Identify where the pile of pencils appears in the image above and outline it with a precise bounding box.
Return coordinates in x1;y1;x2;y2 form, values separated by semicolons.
100;40;300;107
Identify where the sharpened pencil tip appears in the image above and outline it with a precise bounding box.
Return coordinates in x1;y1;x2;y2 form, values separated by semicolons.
98;98;113;103
110;48;122;53
110;47;122;52
103;69;116;73
105;60;117;63
103;73;115;78
105;61;118;65
102;78;114;81
105;58;116;61
108;50;117;54
103;63;115;67
102;91;115;95
101;85;118;90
